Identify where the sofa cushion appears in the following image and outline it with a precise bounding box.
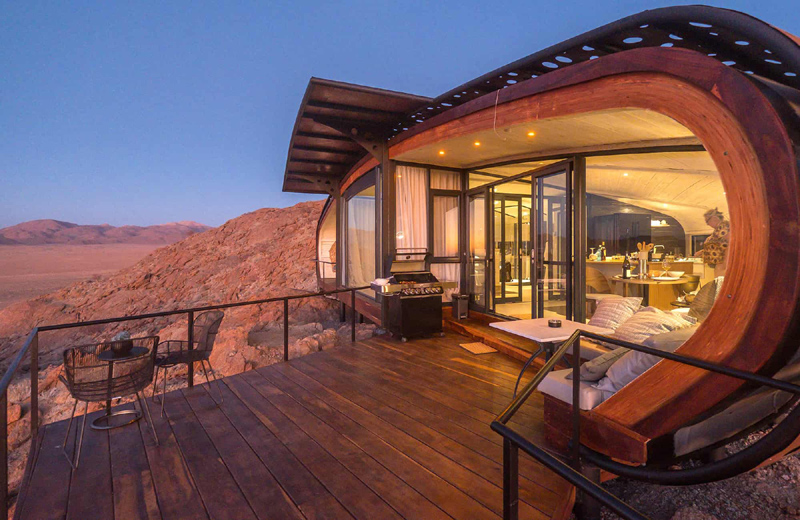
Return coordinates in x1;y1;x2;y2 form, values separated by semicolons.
566;346;630;381
539;368;613;410
594;324;699;394
587;296;642;332
610;306;693;345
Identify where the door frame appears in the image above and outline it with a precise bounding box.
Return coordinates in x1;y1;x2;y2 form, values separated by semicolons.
466;159;576;318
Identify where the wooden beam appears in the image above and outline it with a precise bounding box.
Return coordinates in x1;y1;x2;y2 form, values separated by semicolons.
306;99;406;117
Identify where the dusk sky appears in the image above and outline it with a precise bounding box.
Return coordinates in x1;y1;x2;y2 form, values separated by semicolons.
2;1;798;228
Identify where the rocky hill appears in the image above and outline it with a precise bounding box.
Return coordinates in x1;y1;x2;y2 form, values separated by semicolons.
0;219;211;245
0;200;375;501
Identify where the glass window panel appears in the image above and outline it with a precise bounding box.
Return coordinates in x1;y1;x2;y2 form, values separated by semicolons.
431;263;460;302
395;165;428;250
433;195;459;257
431;169;461;190
318;199;337;281
584;151;727;315
346;185;375;287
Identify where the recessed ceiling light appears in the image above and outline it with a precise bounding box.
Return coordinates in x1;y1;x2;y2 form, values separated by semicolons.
527;131;536;137
623;172;629;177
438;150;445;155
663;203;668;208
474;141;481;147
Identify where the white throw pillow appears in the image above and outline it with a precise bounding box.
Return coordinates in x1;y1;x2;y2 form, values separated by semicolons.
594;315;696;394
587;296;642;332
609;306;692;345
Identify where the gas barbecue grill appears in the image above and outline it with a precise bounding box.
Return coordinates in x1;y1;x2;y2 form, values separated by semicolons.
371;249;457;341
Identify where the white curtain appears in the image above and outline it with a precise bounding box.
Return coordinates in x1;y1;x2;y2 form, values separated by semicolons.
431;263;460;302
395;165;428;251
434;196;459;257
347;196;375;286
431;169;461;190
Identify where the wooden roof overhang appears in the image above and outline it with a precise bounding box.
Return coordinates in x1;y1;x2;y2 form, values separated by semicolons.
388;46;800;463
283;78;431;195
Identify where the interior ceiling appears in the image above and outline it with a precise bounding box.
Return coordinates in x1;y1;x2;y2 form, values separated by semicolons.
480;151;726;235
586;151;726;234
393;108;698;168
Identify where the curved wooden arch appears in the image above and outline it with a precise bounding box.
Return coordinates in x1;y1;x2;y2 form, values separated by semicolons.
389;47;800;455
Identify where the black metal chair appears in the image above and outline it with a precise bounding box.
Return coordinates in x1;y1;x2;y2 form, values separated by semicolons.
153;310;224;416
60;336;160;469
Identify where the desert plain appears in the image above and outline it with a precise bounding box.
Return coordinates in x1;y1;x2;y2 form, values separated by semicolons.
0;244;160;310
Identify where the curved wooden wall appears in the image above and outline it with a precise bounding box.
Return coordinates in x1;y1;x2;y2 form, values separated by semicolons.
389;47;800;453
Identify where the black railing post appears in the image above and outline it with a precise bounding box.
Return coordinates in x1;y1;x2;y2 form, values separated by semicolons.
283;298;289;362
187;311;194;388
350;289;356;343
503;438;519;520
30;330;38;437
572;332;581;470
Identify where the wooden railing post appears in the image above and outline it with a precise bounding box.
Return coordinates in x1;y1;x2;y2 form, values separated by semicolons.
30;330;38;438
283;299;289;362
187;311;194;388
350;289;356;343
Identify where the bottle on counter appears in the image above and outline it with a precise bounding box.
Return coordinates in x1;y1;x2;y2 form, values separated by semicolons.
622;255;631;279
600;242;607;261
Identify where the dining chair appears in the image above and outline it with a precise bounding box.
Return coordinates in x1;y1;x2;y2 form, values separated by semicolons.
153;310;225;416
60;336;160;469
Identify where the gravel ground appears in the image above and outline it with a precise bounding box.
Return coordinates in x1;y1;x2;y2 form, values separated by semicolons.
597;429;800;520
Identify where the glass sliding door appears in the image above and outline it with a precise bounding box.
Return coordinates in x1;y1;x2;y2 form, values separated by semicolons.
535;169;571;320
468;191;488;309
492;177;533;318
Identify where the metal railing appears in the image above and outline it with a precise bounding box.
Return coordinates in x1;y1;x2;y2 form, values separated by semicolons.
0;285;368;518
316;260;336;281
491;330;800;520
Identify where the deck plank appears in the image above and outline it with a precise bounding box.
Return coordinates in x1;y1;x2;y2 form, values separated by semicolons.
315;346;567;492
252;366;482;520
341;341;541;441
201;381;354;520
18;418;74;520
224;373;402;520
17;332;575;520
242;368;451;520
284;356;550;520
136;394;208;520
293;354;566;502
109;403;161;520
66;409;114;520
162;391;257;520
181;385;304;520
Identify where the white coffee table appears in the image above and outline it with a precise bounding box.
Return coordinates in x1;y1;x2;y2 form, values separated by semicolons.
490;318;614;395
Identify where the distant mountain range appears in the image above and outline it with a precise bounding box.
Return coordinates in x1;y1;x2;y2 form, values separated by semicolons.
0;219;212;245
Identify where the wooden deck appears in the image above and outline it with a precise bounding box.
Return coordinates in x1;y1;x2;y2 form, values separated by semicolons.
15;332;574;520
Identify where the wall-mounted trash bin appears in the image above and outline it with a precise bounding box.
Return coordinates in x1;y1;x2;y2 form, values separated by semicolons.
452;294;469;320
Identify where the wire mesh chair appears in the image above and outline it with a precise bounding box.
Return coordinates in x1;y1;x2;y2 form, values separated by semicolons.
153;310;224;416
60;336;160;469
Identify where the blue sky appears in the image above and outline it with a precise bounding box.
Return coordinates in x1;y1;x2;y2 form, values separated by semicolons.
1;1;798;228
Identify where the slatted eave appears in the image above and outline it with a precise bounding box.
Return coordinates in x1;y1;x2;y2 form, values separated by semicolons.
389;5;800;139
283;78;431;194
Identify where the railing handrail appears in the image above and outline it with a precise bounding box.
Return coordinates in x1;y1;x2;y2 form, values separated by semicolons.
35;286;368;332
0;284;369;519
0;328;38;398
493;328;800;520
